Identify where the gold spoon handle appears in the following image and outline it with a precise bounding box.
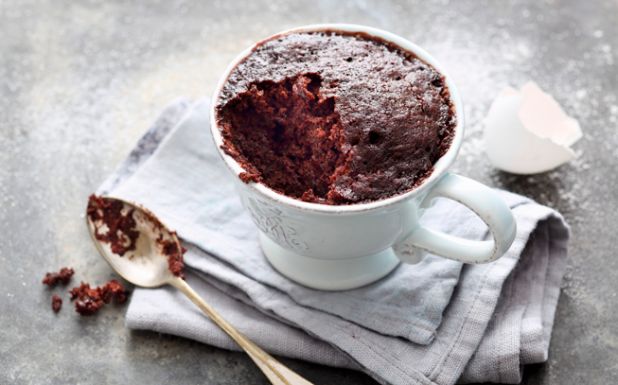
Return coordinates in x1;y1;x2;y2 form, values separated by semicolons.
172;278;314;385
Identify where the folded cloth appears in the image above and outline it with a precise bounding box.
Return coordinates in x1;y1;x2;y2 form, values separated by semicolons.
99;99;569;385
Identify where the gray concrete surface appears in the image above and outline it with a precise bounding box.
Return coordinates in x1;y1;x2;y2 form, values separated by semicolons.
1;0;616;384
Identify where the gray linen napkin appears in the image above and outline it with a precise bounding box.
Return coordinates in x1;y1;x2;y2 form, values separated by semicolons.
100;99;569;385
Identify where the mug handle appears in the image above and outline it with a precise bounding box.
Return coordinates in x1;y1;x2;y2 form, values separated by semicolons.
396;173;517;264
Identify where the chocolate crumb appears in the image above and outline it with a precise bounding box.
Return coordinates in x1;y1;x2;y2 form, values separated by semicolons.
239;171;259;183
156;234;185;279
42;267;75;287
101;279;128;304
87;194;139;256
51;295;62;313
87;194;186;278
69;280;129;316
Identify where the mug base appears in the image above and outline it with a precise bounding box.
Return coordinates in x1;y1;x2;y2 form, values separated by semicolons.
259;232;400;291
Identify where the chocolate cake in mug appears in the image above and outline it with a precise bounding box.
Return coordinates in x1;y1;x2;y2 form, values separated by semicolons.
215;30;455;205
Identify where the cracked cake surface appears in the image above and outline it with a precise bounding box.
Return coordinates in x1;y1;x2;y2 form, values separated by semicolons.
216;30;455;205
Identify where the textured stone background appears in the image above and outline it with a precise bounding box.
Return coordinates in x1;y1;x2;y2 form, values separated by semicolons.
1;0;616;384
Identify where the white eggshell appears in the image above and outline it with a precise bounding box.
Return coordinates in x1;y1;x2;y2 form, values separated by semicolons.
518;82;582;146
484;82;582;174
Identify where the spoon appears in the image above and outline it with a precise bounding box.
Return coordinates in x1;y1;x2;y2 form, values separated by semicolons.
86;195;314;385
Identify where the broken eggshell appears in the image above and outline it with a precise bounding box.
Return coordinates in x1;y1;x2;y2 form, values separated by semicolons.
484;82;582;174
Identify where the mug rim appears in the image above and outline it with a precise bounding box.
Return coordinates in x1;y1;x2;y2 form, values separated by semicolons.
209;23;464;214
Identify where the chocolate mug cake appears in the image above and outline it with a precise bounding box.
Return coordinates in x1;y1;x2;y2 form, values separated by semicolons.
215;30;455;205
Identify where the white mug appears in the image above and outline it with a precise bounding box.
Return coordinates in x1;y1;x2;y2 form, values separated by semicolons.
210;24;517;290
